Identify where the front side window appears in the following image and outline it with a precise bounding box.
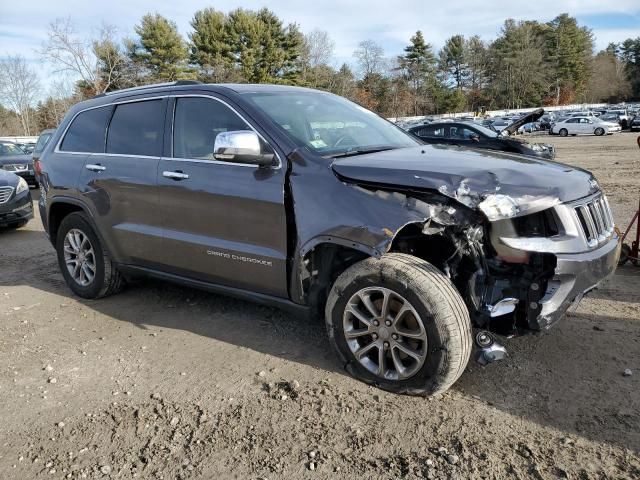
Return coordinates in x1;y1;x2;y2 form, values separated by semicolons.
449;126;478;140
60;107;112;153
107;100;164;157
173;97;249;159
243;91;418;157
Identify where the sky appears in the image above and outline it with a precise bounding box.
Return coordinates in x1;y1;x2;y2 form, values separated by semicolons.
1;0;639;95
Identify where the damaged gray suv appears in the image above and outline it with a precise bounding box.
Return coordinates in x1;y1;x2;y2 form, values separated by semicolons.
37;82;620;396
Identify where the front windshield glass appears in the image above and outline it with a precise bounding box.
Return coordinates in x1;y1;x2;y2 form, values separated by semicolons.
468;124;499;138
0;143;26;156
243;91;419;157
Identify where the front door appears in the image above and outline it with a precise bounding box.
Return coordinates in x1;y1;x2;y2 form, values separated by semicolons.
158;95;288;298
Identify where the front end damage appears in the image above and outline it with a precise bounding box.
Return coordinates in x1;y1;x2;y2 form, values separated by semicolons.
389;188;619;336
289;147;619;342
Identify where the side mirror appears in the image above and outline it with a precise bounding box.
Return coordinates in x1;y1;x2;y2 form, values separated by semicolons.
214;130;275;167
470;134;480;142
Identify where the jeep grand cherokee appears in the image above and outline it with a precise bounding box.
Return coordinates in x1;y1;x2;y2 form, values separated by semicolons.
36;81;620;396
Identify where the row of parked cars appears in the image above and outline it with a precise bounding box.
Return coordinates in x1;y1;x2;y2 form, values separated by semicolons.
0;130;53;230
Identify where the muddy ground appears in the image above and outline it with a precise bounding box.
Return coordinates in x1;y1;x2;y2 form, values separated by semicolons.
1;132;639;479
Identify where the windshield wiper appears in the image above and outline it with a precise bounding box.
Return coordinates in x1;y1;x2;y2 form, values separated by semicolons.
328;146;397;159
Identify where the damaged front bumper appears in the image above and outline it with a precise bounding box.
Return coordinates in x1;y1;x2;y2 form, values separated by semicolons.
533;236;620;330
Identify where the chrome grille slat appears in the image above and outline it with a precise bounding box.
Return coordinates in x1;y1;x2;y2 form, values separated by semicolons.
0;186;14;204
573;194;614;248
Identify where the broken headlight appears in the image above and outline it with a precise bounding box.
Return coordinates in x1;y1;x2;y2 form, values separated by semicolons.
478;194;520;221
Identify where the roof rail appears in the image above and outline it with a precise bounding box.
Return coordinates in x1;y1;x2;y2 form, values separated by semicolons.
98;80;203;97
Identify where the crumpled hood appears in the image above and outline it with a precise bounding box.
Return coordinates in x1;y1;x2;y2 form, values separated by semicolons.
0;154;31;166
332;145;599;219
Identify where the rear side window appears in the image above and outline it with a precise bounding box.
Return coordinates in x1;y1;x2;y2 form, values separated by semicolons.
416;126;445;137
107;100;164;157
173;97;249;159
60;107;112;153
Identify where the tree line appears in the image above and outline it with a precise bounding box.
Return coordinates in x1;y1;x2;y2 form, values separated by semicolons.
1;8;639;135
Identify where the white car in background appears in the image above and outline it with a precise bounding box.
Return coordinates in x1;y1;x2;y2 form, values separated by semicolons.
550;116;621;136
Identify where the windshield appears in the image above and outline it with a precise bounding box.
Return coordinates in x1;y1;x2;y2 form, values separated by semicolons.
0;143;26;156
243;91;419;157
468;124;499;138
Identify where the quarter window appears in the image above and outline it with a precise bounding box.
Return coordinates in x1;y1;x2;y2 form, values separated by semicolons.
107;100;164;157
173;97;249;159
60;107;112;153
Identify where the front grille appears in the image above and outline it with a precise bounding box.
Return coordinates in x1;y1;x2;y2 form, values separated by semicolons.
574;194;614;247
0;186;14;204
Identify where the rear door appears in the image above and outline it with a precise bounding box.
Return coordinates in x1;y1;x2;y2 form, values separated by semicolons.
564;118;580;134
77;97;167;266
157;94;288;297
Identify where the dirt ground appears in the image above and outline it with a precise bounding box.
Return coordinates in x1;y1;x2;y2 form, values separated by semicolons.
1;132;639;480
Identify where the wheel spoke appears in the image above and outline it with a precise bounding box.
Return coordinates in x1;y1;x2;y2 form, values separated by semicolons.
346;305;373;327
377;344;386;376
345;328;370;339
391;304;411;326
395;342;422;361
353;341;377;360
390;347;407;378
64;245;76;255
396;327;426;340
359;291;380;318
380;290;391;321
82;263;94;282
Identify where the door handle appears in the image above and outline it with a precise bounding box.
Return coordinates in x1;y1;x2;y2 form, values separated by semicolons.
86;164;106;172
163;170;189;180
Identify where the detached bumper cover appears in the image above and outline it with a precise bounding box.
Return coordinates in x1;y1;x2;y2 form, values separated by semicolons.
534;236;620;330
0;191;33;227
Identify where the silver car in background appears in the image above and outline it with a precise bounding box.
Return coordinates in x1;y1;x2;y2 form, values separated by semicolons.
550;116;621;136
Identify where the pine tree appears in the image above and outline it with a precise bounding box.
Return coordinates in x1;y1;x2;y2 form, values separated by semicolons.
397;31;437;114
132;14;192;81
440;35;467;90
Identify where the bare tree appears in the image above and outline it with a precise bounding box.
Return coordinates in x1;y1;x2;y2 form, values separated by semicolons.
304;30;335;68
301;29;335;87
353;40;384;77
0;56;40;135
41;18;125;95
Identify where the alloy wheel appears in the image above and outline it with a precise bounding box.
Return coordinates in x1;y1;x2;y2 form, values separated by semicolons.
343;287;428;380
63;228;96;287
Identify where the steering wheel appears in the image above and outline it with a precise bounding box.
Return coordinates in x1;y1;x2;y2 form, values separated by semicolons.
334;134;357;148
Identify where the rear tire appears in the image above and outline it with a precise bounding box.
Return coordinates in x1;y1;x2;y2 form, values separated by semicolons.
56;212;124;299
595;127;605;136
325;253;472;396
559;128;568;137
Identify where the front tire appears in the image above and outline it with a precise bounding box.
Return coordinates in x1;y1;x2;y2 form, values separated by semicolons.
56;212;124;299
594;127;605;136
559;128;568;137
325;253;472;396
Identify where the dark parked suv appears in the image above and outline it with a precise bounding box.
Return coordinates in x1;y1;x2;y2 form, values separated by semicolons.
37;81;620;396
